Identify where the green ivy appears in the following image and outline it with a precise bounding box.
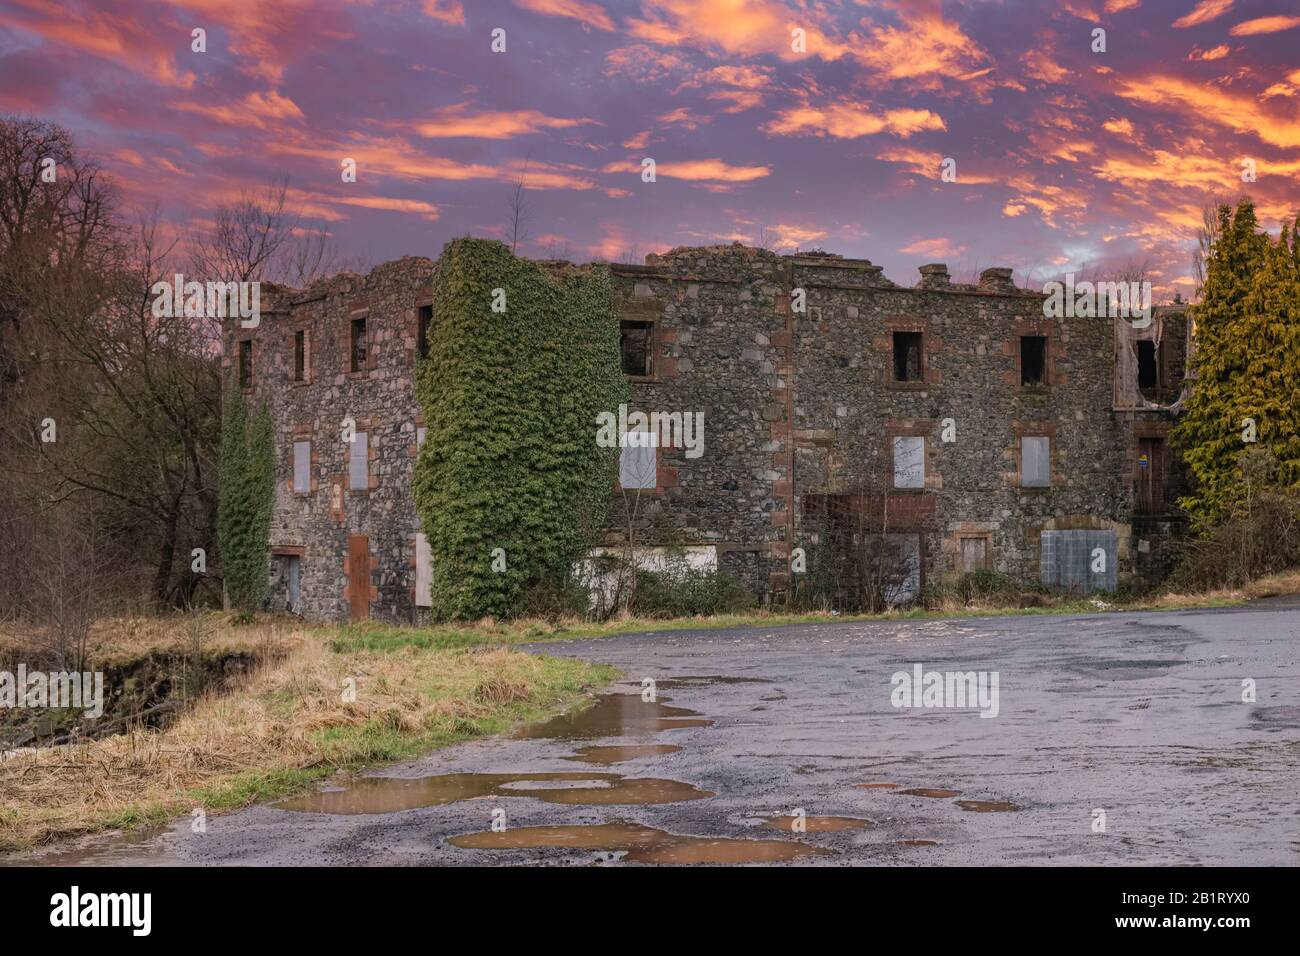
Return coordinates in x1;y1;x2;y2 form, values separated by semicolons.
217;386;275;612
413;239;628;619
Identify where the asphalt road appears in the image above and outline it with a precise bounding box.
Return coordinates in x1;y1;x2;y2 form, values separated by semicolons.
20;601;1300;866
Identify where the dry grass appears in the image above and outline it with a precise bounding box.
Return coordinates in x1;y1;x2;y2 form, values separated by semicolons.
1145;569;1300;609
0;615;614;853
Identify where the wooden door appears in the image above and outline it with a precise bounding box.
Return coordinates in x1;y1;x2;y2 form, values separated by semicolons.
1136;437;1165;514
347;534;370;620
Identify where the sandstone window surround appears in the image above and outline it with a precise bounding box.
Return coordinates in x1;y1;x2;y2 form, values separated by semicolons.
347;422;377;494
884;419;938;492
882;316;936;390
346;309;375;376
1013;317;1057;390
1015;421;1057;489
292;326;312;384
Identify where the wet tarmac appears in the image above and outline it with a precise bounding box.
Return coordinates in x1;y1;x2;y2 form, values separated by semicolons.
10;602;1300;866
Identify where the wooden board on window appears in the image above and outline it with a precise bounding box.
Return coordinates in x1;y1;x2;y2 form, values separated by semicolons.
347;534;370;620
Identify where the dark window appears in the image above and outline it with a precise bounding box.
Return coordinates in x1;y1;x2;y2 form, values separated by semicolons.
293;330;306;381
417;304;433;360
350;316;367;372
238;339;252;387
892;331;923;382
1137;340;1158;391
1020;335;1047;386
620;320;652;377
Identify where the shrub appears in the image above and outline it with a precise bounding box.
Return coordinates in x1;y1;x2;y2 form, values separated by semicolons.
630;567;753;617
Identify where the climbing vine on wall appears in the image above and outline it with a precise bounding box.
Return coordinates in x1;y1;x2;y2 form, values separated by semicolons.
413;238;628;619
217;385;276;613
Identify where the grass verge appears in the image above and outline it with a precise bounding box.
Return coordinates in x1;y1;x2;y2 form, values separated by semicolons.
0;618;615;853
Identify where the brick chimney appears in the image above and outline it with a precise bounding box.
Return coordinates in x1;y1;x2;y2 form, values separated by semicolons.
917;263;950;289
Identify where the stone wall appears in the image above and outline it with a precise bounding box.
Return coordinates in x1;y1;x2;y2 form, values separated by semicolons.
224;243;1187;621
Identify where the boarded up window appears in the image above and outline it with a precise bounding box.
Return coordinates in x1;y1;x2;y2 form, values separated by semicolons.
293;440;311;493
416;426;427;448
619;432;657;489
620;320;652;376
883;534;921;605
1021;436;1050;487
892;436;925;489
960;537;989;572
349;431;368;490
1041;530;1117;593
1020;335;1046;386
347;534;370;620
892;331;923;382
415;532;432;607
238;339;252;387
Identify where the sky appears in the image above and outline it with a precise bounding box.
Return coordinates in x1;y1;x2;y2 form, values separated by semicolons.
1;0;1298;297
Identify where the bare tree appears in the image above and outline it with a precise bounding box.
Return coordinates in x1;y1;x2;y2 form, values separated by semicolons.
506;162;533;254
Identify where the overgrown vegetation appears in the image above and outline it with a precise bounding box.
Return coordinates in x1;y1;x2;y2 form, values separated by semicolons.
0;614;614;853
216;387;275;615
1173;199;1300;529
413;238;628;620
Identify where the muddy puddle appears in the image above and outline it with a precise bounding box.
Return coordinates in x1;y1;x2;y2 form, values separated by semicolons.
514;694;712;740
274;771;712;814
761;815;874;833
448;820;832;864
856;782;901;789
897;839;939;846
563;744;681;764
955;800;1020;812
898;788;961;798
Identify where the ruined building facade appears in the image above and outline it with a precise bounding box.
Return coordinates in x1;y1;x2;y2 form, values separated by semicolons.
224;244;1189;622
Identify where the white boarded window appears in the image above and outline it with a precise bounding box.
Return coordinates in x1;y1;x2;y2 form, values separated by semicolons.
293;440;311;493
349;431;369;490
619;431;657;490
1021;436;1050;487
416;426;426;448
415;532;432;607
892;436;925;489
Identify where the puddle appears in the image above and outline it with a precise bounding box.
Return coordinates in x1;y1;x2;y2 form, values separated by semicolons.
955;800;1019;812
563;745;681;764
274;771;712;814
898;788;961;798
514;695;712;740
855;782;901;789
1249;705;1300;731
619;675;772;689
761;815;874;833
448;821;833;864
897;839;939;846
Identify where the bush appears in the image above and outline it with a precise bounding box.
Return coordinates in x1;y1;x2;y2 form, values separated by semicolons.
1171;488;1300;591
631;567;754;617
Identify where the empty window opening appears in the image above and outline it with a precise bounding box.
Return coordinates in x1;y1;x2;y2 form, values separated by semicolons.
893;331;923;382
417;304;433;361
620;321;652;377
892;436;925;489
294;330;307;382
1137;340;1158;391
238;339;252;387
350;316;367;372
1020;335;1047;386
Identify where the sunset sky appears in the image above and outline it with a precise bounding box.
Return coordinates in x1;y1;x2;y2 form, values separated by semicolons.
2;0;1298;297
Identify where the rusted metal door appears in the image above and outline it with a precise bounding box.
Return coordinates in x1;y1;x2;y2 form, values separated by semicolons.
1136;437;1165;514
347;534;370;620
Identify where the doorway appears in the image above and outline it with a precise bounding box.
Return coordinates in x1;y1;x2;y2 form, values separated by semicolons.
347;534;370;620
1135;437;1165;514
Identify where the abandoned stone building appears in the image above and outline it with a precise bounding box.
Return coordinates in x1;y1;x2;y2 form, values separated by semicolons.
223;243;1189;622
